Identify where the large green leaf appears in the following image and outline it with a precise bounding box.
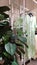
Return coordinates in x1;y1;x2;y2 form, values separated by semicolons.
18;36;27;42
15;42;24;47
0;21;9;26
16;50;21;56
0;13;9;20
0;6;10;12
17;46;25;54
11;61;18;65
16;48;22;55
3;51;14;61
5;42;16;55
0;21;11;37
2;31;12;44
0;14;4;20
17;36;28;48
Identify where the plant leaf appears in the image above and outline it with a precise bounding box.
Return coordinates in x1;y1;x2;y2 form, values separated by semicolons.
18;36;28;48
0;13;9;19
17;46;25;54
0;6;10;12
16;49;22;55
3;51;14;61
11;61;18;65
15;42;24;47
0;14;4;20
5;42;16;55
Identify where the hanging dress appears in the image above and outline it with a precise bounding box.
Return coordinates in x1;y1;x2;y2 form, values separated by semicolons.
25;15;36;59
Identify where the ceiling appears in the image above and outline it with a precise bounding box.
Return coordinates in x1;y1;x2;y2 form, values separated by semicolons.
25;0;37;21
25;0;37;14
11;0;37;17
0;0;37;11
0;0;37;16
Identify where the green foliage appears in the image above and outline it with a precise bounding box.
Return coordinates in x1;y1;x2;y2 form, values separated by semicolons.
17;46;25;54
14;17;23;28
0;6;10;21
17;36;28;48
0;14;4;20
3;31;12;44
0;6;28;65
0;21;11;38
0;6;10;12
0;13;9;20
3;51;14;61
5;43;16;55
11;60;18;65
16;28;23;36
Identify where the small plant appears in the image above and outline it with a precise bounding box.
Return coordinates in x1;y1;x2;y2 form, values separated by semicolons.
0;6;28;65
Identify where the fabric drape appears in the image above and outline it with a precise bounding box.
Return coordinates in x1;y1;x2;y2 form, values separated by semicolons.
25;15;36;59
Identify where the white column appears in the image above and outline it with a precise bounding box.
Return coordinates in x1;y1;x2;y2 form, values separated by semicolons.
9;5;14;30
23;0;26;65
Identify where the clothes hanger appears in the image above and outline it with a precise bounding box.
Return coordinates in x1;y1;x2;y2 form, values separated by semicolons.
28;13;33;17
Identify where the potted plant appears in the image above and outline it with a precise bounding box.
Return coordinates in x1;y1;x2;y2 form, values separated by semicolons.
0;6;28;65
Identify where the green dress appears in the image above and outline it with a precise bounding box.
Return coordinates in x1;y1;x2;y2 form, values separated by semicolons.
25;15;36;59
